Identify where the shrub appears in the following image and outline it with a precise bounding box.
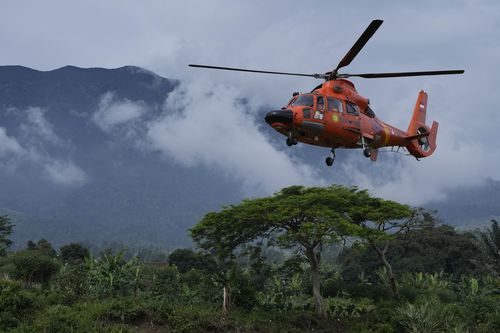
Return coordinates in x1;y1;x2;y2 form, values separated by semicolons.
51;263;89;303
0;279;41;330
3;250;60;285
326;296;376;319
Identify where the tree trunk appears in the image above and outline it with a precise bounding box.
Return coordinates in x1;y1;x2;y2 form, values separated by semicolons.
306;247;327;319
222;286;231;317
372;240;399;298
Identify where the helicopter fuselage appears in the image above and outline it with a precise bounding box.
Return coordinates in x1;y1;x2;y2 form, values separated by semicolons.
265;79;410;151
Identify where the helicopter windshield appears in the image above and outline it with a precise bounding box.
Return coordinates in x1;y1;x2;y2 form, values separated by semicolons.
291;94;314;107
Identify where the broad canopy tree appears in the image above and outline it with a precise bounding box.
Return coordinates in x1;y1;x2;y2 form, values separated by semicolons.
191;185;413;318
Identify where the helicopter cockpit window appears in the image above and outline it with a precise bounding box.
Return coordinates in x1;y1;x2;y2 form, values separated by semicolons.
327;97;343;113
290;94;314;107
314;96;325;120
346;102;359;116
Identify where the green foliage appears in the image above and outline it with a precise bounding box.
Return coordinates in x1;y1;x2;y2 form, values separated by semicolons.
400;272;450;291
168;248;217;273
397;298;463;333
86;250;141;298
2;249;60;285
51;263;89;303
191;185;411;318
180;268;219;304
31;238;57;257
340;224;488;281
0;215;14;256
256;273;309;311
326;296;376;319
2;186;500;332
477;219;500;274
0;279;41;330
150;264;181;298
60;243;89;264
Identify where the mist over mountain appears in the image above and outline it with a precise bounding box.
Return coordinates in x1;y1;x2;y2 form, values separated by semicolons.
0;65;497;249
0;65;243;249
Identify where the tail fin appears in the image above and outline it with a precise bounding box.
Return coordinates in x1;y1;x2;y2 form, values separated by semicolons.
406;91;439;158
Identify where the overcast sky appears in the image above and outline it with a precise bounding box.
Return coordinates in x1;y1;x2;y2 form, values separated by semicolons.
1;0;499;205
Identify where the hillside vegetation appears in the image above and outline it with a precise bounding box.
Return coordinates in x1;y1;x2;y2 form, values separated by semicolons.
1;185;499;332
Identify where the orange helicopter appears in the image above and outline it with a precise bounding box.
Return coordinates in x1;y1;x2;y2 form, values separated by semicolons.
189;20;464;166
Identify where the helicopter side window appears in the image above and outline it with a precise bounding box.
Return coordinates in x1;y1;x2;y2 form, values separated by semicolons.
366;105;375;118
346;102;359;116
314;96;325;120
327;97;343;113
291;94;314;107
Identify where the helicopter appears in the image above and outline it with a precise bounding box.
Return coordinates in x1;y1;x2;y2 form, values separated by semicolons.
189;19;464;166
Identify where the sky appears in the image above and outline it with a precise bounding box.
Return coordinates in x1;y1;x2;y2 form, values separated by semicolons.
1;0;499;205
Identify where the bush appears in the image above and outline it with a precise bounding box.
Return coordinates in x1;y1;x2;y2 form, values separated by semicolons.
150;264;181;298
86;250;141;298
326;296;376;320
3;250;60;285
51;264;89;303
0;279;41;330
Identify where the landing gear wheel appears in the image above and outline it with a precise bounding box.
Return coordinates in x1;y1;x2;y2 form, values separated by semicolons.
286;138;298;146
325;157;334;166
363;148;371;158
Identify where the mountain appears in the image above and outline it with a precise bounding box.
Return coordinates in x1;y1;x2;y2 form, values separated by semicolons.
428;177;500;229
0;65;242;249
0;65;497;250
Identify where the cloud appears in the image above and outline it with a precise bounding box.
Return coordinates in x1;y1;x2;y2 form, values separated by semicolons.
146;79;321;194
343;124;497;206
1;0;499;204
1;107;88;187
43;160;88;186
92;92;147;132
0;127;25;157
21;107;63;145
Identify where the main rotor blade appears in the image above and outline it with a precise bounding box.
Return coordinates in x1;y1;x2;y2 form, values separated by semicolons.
189;64;325;79
343;70;465;79
335;19;383;72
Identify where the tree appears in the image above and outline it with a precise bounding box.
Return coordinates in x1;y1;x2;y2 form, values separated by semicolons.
478;219;500;274
350;206;423;297
26;239;57;258
4;250;60;285
191;185;410;318
168;248;217;273
0;215;14;256
60;243;90;265
340;221;487;282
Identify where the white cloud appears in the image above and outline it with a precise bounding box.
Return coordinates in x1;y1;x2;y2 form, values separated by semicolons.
93;92;147;132
43;160;88;186
146;79;321;194
1;108;88;187
1;0;499;204
0;127;25;157
344;126;497;206
23;107;63;145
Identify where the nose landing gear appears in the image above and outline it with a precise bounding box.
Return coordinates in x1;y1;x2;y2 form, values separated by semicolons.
286;131;298;146
325;149;335;166
361;136;371;158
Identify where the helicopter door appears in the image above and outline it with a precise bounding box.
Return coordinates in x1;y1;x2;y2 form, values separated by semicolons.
344;102;361;134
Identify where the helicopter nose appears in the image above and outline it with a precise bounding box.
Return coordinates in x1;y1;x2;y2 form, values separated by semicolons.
265;109;294;125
